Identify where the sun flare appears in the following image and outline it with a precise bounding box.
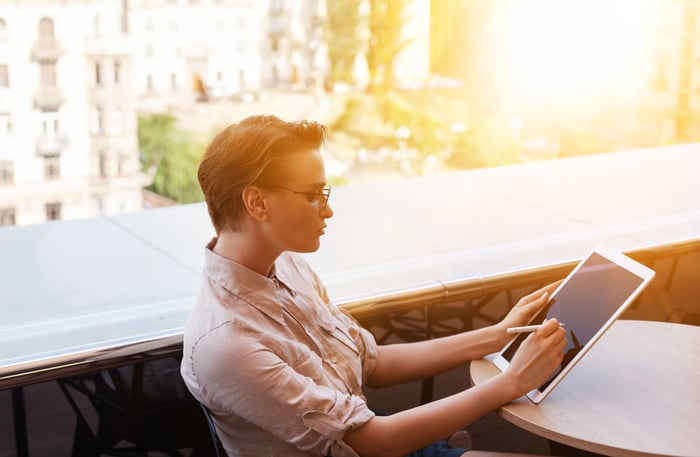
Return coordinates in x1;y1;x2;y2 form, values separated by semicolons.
492;0;650;112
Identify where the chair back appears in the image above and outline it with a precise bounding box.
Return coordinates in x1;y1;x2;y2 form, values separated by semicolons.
58;358;212;456
199;402;227;457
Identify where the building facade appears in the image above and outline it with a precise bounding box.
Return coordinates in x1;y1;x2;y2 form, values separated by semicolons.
0;0;330;227
127;0;327;108
0;0;431;228
0;0;148;227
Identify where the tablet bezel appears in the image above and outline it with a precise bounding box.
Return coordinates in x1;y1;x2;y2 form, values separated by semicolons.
492;245;655;404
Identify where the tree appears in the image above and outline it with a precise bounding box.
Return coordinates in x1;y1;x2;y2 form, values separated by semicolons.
366;0;411;91
138;113;176;176
325;0;364;86
138;114;205;203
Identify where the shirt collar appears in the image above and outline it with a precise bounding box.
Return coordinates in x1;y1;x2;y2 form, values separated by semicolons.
203;238;296;325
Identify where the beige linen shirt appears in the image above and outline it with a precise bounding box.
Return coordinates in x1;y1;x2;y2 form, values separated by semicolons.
181;239;378;457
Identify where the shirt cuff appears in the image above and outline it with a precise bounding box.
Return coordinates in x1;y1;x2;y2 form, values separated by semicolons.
302;400;375;457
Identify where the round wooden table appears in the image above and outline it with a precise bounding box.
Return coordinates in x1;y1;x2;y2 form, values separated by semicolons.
470;320;700;457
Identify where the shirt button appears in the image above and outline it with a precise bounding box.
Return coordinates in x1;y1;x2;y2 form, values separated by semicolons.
330;356;337;364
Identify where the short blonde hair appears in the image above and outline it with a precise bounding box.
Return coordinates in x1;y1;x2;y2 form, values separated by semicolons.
198;115;327;233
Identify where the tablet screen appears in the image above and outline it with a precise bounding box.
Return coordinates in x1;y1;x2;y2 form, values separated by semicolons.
500;252;645;392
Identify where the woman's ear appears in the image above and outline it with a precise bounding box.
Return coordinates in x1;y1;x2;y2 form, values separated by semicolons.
241;186;268;221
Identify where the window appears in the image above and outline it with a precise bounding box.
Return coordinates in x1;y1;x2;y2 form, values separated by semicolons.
120;5;128;33
45;202;61;221
117;153;125;176
0;113;11;136
0;63;8;87
92;107;104;134
94;195;104;214
0;18;7;42
270;0;284;13
98;151;107;177
114;61;120;84
0;160;13;185
38;17;54;44
40;61;57;87
0;207;15;226
41;111;59;139
170;73;178;90
146;74;154;92
109;108;124;134
44;154;60;180
95;62;102;85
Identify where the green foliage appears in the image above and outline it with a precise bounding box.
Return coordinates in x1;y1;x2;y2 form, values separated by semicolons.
446;117;519;169
138;113;177;173
331;94;395;149
138;114;205;204
332;88;487;160
366;0;412;91
325;0;364;85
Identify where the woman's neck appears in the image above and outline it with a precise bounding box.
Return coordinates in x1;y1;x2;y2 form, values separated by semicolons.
213;230;279;277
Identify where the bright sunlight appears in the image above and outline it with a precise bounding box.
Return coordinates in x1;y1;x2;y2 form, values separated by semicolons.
492;0;652;113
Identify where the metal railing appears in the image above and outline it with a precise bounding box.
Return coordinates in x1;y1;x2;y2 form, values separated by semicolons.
1;236;698;391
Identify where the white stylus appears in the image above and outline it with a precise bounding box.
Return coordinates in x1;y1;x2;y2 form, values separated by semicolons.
506;323;566;334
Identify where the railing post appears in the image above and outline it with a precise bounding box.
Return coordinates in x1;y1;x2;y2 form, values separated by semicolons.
12;387;29;457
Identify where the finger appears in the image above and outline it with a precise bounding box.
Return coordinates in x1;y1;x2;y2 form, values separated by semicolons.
524;291;550;315
523;279;563;302
521;290;549;311
532;280;563;302
555;335;568;353
536;318;563;337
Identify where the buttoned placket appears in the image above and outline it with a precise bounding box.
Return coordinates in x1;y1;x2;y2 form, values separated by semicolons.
273;278;359;394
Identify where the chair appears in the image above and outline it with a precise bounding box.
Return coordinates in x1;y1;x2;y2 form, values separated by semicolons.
199;402;227;457
57;357;214;456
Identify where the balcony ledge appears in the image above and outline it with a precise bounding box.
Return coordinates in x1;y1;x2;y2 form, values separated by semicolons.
1;143;699;387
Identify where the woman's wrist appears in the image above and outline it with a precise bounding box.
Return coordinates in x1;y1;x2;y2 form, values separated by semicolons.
489;322;510;350
492;370;526;402
469;324;509;359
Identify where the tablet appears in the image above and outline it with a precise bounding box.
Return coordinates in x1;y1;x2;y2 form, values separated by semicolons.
492;245;655;403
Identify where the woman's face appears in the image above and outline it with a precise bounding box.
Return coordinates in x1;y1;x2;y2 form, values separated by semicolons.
262;148;333;253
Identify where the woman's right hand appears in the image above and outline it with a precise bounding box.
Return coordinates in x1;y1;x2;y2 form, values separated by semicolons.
502;318;568;398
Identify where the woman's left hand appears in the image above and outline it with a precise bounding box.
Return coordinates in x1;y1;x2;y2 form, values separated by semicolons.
495;280;563;338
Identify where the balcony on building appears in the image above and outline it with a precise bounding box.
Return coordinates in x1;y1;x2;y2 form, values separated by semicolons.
30;39;65;62
83;33;134;57
35;133;68;156
33;86;65;111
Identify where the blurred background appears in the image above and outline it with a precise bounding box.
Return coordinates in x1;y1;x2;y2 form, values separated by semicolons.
0;0;697;225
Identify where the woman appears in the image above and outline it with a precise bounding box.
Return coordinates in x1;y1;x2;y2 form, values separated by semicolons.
181;115;567;457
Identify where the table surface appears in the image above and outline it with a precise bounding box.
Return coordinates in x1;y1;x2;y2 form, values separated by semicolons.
2;145;700;388
470;320;700;457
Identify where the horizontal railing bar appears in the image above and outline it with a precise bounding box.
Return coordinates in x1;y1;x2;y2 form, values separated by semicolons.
1;236;698;390
343;236;700;318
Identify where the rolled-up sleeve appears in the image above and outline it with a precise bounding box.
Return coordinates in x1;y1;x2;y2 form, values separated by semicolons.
303;408;375;457
194;324;375;456
184;249;381;457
